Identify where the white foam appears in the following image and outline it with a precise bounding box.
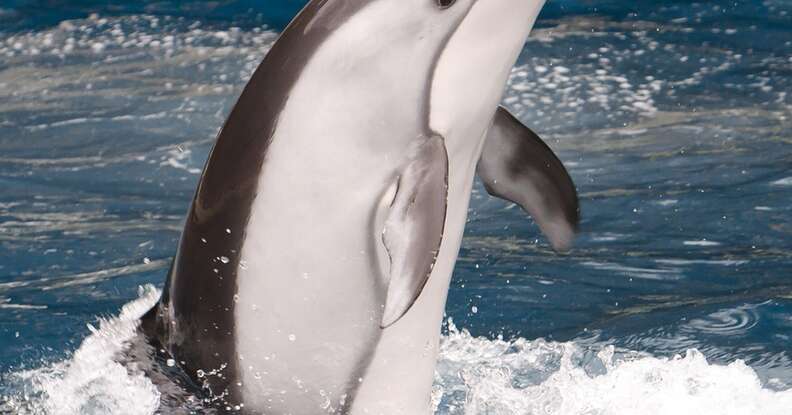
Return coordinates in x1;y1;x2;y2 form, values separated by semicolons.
435;325;792;415
1;286;161;414
771;177;792;186
683;240;722;247
4;291;792;414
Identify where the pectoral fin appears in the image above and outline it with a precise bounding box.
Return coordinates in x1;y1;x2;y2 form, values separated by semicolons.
380;136;448;328
478;106;579;251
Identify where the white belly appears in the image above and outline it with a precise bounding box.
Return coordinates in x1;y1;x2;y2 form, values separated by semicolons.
233;87;423;413
233;3;452;412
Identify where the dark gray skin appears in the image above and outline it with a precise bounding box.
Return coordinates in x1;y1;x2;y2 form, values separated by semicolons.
478;106;579;252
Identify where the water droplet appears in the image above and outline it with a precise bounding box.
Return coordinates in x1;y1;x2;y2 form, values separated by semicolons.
225;228;232;234
143;257;151;264
166;359;175;367
288;334;296;342
471;306;478;314
292;376;303;388
233;294;240;302
239;260;248;270
220;256;230;264
197;369;205;378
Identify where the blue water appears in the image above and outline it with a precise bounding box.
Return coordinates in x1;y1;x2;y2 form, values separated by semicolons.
1;1;791;413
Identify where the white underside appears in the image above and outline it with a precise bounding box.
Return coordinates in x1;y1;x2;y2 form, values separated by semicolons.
234;2;468;413
233;0;545;413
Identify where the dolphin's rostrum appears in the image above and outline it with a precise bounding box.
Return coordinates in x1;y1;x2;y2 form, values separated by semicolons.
141;0;578;413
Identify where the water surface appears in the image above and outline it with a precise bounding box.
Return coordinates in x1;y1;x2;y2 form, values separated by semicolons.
1;1;791;413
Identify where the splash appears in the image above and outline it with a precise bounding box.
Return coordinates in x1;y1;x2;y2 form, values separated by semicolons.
434;322;792;415
4;290;792;414
1;286;161;415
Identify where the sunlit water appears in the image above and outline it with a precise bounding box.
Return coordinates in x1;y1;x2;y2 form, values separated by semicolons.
1;1;791;413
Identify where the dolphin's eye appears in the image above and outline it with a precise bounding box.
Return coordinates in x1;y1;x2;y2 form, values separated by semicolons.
436;0;456;9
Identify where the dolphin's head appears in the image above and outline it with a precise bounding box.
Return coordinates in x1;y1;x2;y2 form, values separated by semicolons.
428;0;547;156
298;0;544;142
291;0;544;163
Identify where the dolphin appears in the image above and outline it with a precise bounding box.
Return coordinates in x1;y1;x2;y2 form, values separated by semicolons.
140;0;578;413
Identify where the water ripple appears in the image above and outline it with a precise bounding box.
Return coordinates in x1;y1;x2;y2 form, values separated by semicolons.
682;302;765;337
